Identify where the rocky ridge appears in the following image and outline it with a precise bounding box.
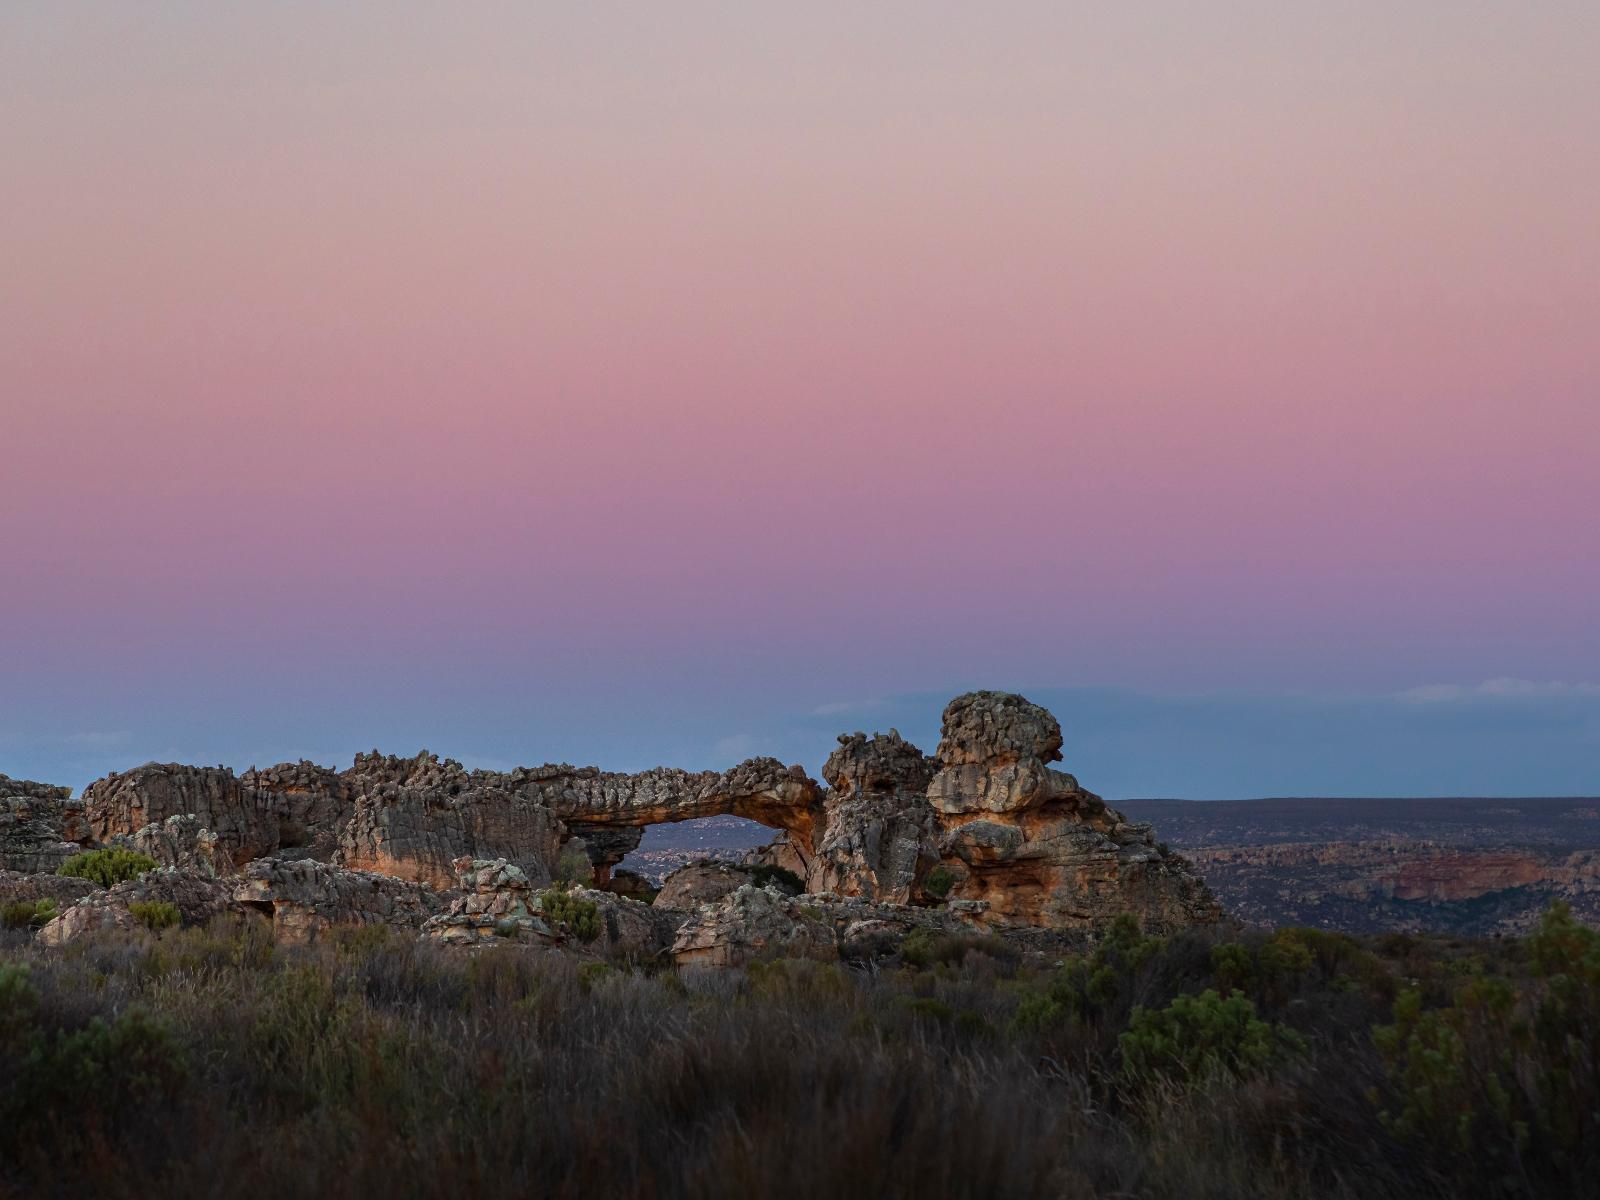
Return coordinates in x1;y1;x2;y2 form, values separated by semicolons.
7;692;1221;961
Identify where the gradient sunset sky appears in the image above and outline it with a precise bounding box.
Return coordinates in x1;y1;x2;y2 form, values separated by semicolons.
3;4;1597;795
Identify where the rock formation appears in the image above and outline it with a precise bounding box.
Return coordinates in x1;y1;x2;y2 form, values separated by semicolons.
423;857;675;957
808;730;938;902
670;884;840;968
0;869;98;909
36;868;236;947
922;692;1220;931
233;858;445;944
1;774;90;874
14;689;1221;955
668;884;995;969
655;860;761;910
115;814;234;877
84;764;281;865
339;775;563;889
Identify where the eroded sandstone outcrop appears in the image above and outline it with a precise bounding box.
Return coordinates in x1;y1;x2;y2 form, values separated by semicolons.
924;692;1220;932
808;731;938;903
233;858;445;945
423;857;675;957
39;689;1218;952
668;884;995;969
0;869;99;909
1;774;90;874
84;764;275;866
115;814;234;877
37;868;236;946
339;759;564;889
670;884;840;968
655;860;759;910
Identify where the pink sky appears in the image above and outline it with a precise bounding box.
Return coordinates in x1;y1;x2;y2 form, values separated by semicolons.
2;5;1597;789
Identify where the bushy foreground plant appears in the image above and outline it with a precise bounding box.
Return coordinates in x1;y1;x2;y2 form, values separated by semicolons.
1120;988;1304;1084
57;847;158;887
1373;902;1600;1192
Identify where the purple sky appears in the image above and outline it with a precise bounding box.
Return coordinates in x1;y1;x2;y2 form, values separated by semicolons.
2;5;1597;796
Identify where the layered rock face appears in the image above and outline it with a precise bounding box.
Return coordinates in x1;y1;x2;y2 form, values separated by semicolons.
339;756;564;889
2;774;90;873
84;764;277;866
234;859;445;945
924;692;1220;932
116;814;234;877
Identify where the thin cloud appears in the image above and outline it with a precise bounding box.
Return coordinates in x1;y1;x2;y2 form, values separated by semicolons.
1397;679;1600;704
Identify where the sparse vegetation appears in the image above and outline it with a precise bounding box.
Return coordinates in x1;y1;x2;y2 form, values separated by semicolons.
0;898;58;930
128;900;181;930
921;865;956;900
57;847;158;887
0;906;1596;1198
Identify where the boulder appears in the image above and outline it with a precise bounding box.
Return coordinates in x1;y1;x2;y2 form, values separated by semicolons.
655;861;757;910
670;885;839;969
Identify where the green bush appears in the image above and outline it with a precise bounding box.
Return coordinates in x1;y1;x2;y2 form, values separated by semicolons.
921;866;956;899
1010;914;1168;1033
1121;989;1304;1084
539;888;601;943
57;848;158;888
128;900;181;931
0;899;58;930
1373;902;1600;1188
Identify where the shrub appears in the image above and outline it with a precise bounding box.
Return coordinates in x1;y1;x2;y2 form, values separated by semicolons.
921;866;956;900
900;929;1015;970
749;864;804;895
539;888;601;943
0;899;58;930
1121;989;1304;1085
1373;902;1600;1189
128;900;181;931
58;848;158;888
